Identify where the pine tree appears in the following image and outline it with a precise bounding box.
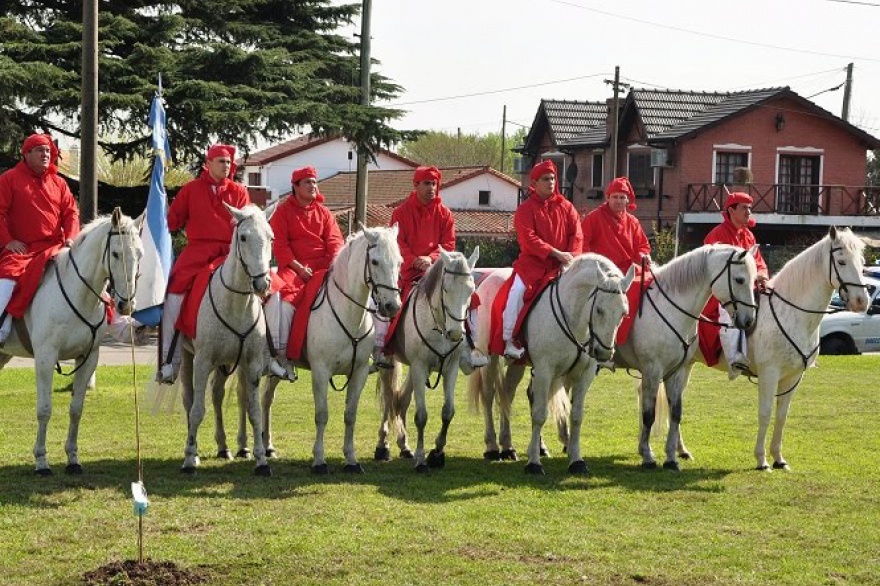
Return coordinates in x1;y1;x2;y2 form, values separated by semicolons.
0;0;412;166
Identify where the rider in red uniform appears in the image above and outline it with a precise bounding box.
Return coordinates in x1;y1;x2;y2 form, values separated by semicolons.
502;160;583;359
0;134;80;343
582;176;651;275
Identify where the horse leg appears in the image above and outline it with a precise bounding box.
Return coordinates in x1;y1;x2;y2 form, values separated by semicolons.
234;373;252;459
33;348;59;475
769;373;801;470
63;355;99;474
310;367;331;474
211;371;232;460
661;365;693;471
181;351;194;428
753;368;783;470
243;364;270;476
566;365;596;474
340;364;370;473
527;379;549;457
638;372;662;468
409;363;430;472
261;375;280;458
396;371;414;458
182;356;211;473
428;362;459;470
525;368;552;474
374;366;394;461
499;363;526;461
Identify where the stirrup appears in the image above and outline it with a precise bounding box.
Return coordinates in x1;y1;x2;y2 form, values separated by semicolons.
369;348;393;373
503;340;525;360
155;363;176;385
268;358;296;382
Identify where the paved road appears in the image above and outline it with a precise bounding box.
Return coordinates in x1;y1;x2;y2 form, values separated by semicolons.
5;334;158;368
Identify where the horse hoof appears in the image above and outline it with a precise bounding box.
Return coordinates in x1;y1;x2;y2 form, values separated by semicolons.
641;461;658;470
500;449;518;461
399;449;414;459
772;461;790;471
568;460;589;475
217;449;232;460
65;463;83;475
524;462;545;475
311;463;330;475
427;449;445;468
342;463;365;474
254;464;272;477
679;451;693;461
35;467;53;477
483;450;501;462
266;448;278;459
180;466;197;475
235;449;251;459
415;463;430;474
374;447;391;462
662;461;681;472
756;464;772;472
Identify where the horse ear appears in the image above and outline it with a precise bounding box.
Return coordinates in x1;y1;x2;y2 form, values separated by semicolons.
135;211;146;235
622;264;636;290
264;201;278;223
363;227;378;244
438;247;451;263
829;225;838;240
111;206;122;227
746;244;759;259
468;246;480;270
223;201;245;223
389;222;399;239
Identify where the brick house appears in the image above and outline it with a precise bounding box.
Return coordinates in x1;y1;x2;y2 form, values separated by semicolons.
518;87;880;248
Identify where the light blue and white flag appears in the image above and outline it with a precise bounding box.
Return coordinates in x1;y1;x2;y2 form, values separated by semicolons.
131;92;173;327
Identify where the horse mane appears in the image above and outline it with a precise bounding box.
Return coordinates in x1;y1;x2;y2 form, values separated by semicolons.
652;245;729;294
419;251;468;299
72;214;112;246
772;228;865;292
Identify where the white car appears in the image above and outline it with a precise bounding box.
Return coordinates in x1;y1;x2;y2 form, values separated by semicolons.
818;273;880;355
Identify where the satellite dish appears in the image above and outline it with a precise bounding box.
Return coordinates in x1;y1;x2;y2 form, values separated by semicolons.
565;162;578;184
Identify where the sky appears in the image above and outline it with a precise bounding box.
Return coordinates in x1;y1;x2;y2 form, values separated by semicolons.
339;0;880;141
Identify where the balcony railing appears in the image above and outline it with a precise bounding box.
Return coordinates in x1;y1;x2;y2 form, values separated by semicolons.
686;184;880;216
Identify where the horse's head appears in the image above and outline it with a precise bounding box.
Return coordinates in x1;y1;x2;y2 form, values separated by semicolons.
585;260;635;362
429;247;479;342
708;245;758;331
107;207;144;315
364;225;403;319
225;203;274;296
826;226;869;313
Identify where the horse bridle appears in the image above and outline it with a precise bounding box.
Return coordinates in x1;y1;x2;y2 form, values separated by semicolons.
222;215;270;295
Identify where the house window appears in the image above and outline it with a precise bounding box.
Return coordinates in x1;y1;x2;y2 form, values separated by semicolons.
715;152;749;184
591;153;603;188
628;151;653;197
247;172;261;186
478;190;491;206
778;154;821;214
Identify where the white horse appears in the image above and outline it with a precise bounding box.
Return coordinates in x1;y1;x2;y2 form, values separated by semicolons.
0;208;143;475
179;204;275;476
259;226;402;474
469;254;635;475
612;244;759;471
688;227;869;470
374;247;480;472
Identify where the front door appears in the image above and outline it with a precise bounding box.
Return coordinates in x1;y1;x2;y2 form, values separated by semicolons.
778;155;821;214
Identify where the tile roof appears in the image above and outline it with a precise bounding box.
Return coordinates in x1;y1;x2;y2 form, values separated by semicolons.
631;87;787;140
238;133;419;167
333;206;514;238
318;166;516;210
541;99;607;143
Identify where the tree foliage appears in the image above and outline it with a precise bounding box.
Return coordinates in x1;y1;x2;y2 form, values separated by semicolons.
0;0;414;167
398;128;528;174
868;150;880;186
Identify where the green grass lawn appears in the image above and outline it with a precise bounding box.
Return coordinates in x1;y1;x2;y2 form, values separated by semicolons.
1;357;878;585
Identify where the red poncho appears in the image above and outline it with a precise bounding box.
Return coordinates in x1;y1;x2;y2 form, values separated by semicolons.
512;189;583;302
166;172;251;295
391;192;456;285
270;195;343;306
582;202;651;274
0;161;80;317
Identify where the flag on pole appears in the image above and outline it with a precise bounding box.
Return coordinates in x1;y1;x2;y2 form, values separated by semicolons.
131;91;173;327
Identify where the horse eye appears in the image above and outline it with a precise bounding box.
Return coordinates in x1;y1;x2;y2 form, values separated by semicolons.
112;252;119;260
596;307;604;316
371;259;378;266
240;235;247;242
735;277;745;285
837;260;846;266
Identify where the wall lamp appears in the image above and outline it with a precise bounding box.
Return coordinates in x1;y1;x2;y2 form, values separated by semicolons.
775;112;786;132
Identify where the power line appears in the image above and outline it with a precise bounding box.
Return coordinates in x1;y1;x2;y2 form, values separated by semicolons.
387;72;609;107
543;0;880;62
825;0;880;6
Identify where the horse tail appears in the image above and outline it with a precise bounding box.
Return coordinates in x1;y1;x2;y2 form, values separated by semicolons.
636;379;669;438
468;354;503;415
376;360;401;417
548;377;571;448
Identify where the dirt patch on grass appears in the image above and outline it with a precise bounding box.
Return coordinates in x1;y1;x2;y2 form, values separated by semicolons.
82;559;208;585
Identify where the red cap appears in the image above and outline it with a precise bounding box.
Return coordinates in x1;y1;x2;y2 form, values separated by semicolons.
606;176;637;211
413;166;441;185
529;159;558;183
291;166;318;184
206;144;235;161
20;133;60;173
725;192;753;208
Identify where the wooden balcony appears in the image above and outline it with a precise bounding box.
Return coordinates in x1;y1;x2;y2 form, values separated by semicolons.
686;184;880;217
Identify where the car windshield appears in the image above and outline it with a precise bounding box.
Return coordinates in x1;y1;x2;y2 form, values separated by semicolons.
829;283;876;308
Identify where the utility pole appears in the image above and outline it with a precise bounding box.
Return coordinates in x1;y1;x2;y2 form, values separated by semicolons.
354;0;371;229
501;105;507;174
604;66;629;179
80;0;99;222
842;62;854;122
